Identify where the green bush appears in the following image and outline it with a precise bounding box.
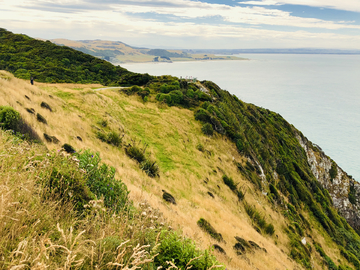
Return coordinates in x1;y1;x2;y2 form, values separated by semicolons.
156;93;172;105
222;175;237;191
196;143;205;152
154;230;224;270
169;90;183;104
236;189;245;201
349;184;357;205
265;224;275;235
125;145;146;163
269;183;280;201
76;150;130;213
329;161;338;182
201;123;214;136
244;201;274;235
130;85;142;93
106;131;122;147
194;108;211;123
47;167;94;211
0;106;20;130
140;159;159;177
97;131;122;147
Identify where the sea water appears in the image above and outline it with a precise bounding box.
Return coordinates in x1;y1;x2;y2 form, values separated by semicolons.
122;54;360;181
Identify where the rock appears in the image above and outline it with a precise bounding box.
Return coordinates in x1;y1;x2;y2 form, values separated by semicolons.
162;190;176;205
43;133;52;142
26;108;35;114
36;113;47;125
213;244;226;255
43;133;59;144
297;133;360;232
301;237;306;245
40;101;52;112
62;143;76;154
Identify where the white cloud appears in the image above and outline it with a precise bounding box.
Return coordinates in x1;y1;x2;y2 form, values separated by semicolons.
1;0;359;49
240;0;360;13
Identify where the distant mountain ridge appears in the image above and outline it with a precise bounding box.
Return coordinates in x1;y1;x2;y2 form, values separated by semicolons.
184;48;360;55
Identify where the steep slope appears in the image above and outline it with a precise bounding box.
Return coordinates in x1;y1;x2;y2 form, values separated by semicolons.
0;70;358;270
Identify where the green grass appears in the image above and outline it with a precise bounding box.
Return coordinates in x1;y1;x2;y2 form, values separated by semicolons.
54;91;75;100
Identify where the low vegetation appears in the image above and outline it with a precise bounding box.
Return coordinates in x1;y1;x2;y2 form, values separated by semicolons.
0;130;223;269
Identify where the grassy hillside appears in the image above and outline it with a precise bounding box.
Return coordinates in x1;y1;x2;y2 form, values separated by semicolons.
0;70;359;270
1;30;360;270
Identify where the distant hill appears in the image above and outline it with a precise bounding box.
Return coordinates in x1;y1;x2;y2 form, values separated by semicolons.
51;39;242;63
0;29;153;85
184;48;360;55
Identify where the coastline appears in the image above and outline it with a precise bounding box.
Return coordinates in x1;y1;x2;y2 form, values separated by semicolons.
113;55;248;65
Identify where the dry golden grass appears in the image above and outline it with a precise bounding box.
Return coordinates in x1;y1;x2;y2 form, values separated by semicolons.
0;70;342;269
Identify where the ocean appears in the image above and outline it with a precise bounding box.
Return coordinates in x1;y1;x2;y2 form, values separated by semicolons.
122;54;360;181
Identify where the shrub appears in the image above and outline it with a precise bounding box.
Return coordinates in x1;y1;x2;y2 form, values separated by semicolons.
106;131;122;147
222;175;237;191
349;184;357;205
130;85;142;93
201;123;214;136
154;230;223;270
98;119;108;127
265;224;275;235
125;144;146;163
96;131;107;142
138;87;150;100
47;167;94;211
269;183;280;200
197;218;223;242
329;161;338;182
236;189;245;201
169;90;183;104
40;101;52;112
140;159;159;177
196;143;205;152
36;113;47;124
0;105;20;130
156;93;172;105
97;131;122;147
76;150;130;213
194;108;211;123
0;106;41;142
62;143;76;153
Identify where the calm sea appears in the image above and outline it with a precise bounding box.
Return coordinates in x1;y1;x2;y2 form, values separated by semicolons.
122;54;360;181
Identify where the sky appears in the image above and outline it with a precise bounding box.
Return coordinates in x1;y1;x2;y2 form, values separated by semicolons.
1;0;360;49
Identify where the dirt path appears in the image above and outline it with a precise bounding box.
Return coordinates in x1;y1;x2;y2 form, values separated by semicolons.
93;86;127;91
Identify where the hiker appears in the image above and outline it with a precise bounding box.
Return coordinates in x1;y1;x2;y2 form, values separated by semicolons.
30;77;34;85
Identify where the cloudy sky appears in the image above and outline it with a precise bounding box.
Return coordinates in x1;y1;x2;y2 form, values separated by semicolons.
1;0;360;49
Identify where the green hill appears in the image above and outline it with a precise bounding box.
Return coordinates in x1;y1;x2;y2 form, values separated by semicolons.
0;29;360;270
0;28;154;85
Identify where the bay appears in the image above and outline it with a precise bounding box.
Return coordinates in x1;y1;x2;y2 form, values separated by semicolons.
122;54;360;181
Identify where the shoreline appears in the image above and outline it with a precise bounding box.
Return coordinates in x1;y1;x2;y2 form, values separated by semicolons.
114;56;249;65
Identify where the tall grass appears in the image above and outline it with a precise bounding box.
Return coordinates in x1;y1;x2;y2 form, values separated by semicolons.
0;130;223;269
